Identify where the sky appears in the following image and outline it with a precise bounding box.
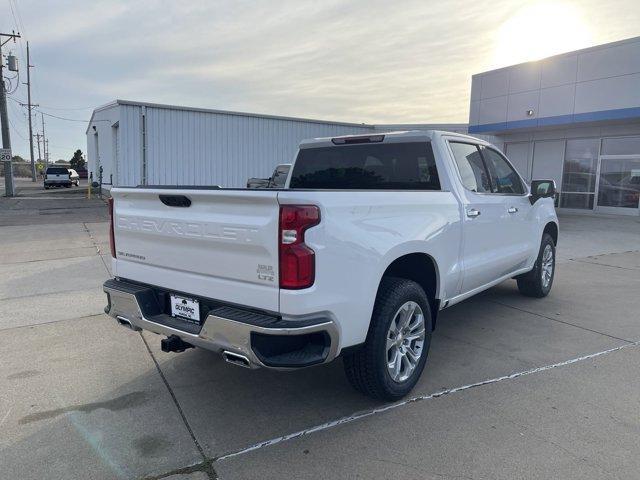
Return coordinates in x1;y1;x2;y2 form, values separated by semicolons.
2;0;639;161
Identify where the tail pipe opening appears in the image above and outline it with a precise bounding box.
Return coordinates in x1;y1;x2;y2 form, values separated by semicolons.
116;316;141;332
223;350;251;368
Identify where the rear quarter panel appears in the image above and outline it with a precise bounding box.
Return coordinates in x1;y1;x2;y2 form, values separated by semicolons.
277;190;462;349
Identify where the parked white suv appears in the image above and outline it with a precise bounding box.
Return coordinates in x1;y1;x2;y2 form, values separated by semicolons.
103;131;558;399
44;166;72;188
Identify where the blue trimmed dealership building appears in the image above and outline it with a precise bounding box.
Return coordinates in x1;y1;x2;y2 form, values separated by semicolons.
468;36;640;215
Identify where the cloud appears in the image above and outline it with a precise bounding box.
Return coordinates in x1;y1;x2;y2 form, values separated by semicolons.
3;0;639;160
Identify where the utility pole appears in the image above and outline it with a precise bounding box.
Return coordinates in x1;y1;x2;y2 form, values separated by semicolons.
1;31;21;196
34;131;42;162
24;42;36;181
41;112;47;167
0;31;21;149
45;139;49;165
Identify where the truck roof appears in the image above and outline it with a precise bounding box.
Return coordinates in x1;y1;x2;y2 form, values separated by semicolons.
299;130;495;149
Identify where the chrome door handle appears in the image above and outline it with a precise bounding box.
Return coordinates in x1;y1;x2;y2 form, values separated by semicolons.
507;206;518;214
466;208;481;218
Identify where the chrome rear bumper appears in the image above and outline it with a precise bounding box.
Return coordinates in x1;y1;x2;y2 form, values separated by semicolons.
103;279;339;370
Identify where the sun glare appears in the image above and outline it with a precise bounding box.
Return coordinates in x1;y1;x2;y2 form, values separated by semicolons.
492;1;593;68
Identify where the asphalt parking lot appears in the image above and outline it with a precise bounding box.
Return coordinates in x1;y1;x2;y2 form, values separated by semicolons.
1;181;639;480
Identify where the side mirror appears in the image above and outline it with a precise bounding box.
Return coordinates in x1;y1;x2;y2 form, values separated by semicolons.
529;179;556;205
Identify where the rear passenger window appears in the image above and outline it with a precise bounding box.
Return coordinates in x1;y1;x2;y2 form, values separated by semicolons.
449;142;491;193
289;142;440;190
46;167;70;175
481;147;525;194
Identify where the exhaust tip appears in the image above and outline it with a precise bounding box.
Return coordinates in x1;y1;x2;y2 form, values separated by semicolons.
223;351;251;368
116;316;141;331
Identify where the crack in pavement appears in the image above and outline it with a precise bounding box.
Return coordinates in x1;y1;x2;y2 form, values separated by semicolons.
570;258;640;271
139;333;218;480
486;299;635;344
0;313;104;332
82;221;111;276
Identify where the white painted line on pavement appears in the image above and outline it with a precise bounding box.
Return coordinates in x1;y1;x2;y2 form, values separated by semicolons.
216;341;640;461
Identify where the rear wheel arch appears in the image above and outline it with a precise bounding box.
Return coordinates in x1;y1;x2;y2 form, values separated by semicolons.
377;253;440;330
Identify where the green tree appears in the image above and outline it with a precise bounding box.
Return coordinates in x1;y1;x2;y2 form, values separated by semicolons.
11;155;25;162
69;149;86;170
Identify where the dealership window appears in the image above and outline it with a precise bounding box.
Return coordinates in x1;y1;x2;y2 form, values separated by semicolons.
560;139;599;209
504;143;530;180
601;136;640;156
532;140;564;190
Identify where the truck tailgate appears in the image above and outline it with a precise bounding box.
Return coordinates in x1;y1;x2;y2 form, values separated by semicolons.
110;188;280;312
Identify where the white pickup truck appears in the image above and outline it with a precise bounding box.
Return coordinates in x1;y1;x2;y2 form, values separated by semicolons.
103;131;558;400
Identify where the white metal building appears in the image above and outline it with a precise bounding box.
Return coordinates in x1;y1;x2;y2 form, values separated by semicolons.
86;100;466;188
469;36;640;216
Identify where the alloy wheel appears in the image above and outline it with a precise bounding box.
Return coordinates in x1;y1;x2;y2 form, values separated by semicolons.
386;301;426;383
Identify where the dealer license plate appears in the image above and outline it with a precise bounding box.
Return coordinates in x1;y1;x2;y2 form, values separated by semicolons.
170;294;200;323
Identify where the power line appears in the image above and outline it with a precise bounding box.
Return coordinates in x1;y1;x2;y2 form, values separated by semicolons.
36;110;90;123
6;1;25;60
9;96;94;112
7;96;26;125
7;0;20;31
6;94;25;104
7;113;26;140
35;110;113;125
39;104;94;111
8;0;27;38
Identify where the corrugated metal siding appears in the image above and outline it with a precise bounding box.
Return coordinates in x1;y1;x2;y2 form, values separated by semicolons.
143;106;374;187
91;100;470;187
119;104;143;186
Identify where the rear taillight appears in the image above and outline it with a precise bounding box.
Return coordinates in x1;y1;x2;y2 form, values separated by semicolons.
279;205;320;289
108;197;116;258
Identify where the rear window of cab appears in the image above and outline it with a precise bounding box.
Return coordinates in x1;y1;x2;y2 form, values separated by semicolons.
289;142;440;190
46;167;69;175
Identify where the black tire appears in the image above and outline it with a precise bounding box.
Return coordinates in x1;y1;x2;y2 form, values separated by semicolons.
343;277;433;400
517;233;555;298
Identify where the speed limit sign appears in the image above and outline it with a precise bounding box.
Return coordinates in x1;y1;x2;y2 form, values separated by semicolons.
0;148;11;162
